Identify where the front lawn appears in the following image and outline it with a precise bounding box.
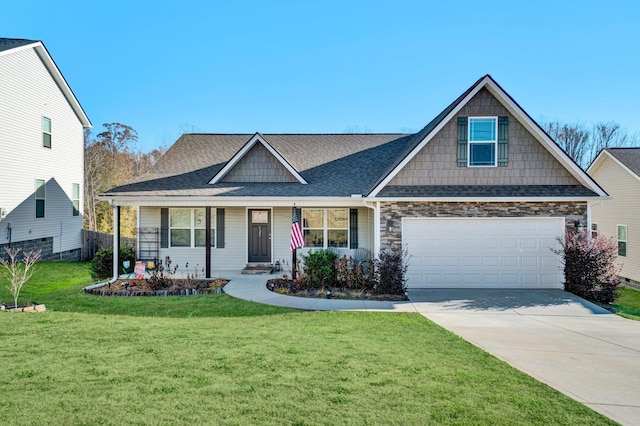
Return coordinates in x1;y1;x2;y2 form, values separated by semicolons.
613;286;640;320
0;262;614;425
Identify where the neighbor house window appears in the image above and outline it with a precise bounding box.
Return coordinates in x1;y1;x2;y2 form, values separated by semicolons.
591;223;598;239
72;183;80;216
35;179;45;218
42;117;52;148
170;208;215;248
302;208;348;248
468;117;497;166
618;225;627;257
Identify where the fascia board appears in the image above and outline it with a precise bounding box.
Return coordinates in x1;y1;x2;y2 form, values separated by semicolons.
368;77;489;197
32;43;92;128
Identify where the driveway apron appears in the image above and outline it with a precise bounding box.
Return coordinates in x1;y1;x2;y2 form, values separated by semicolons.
408;289;640;426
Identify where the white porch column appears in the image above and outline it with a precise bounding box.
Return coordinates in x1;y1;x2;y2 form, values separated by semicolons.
373;201;381;256
112;204;120;279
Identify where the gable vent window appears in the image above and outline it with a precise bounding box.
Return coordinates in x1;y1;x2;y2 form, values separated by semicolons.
468;117;497;166
42;117;52;148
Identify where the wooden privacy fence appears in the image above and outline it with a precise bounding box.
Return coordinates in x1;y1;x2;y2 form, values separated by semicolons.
81;229;136;261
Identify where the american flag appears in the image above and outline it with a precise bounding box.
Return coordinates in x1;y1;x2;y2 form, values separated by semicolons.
290;207;304;251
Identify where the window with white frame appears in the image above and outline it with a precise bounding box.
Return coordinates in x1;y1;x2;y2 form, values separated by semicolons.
170;208;215;248
302;208;349;248
35;179;45;218
42;117;52;148
72;183;80;216
618;225;627;257
591;223;598;239
468;117;497;166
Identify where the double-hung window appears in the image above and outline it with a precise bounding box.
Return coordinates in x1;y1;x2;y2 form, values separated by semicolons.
591;223;598;239
169;208;215;248
42;117;52;148
302;208;349;248
618;225;627;257
468;117;497;166
35;179;45;218
72;183;80;216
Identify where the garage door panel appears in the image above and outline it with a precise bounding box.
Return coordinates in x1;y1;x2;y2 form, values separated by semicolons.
403;218;564;289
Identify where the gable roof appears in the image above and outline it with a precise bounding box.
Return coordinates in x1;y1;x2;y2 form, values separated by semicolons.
103;75;608;202
105;133;411;198
209;133;307;184
0;38;91;128
588;148;640;183
367;74;607;197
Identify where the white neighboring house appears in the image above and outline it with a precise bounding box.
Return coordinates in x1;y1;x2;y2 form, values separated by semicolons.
0;38;91;260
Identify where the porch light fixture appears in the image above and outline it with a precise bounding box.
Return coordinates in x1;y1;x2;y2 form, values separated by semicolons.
574;220;585;234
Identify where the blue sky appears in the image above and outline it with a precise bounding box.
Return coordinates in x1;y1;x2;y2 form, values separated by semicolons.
4;1;639;152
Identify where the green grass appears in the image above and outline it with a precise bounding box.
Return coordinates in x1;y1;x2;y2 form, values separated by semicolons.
0;262;614;425
613;286;640;320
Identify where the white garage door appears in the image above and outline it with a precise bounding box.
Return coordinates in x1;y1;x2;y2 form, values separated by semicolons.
403;218;564;289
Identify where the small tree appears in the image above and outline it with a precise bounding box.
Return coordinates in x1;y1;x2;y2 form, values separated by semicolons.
0;248;41;308
371;246;409;295
553;233;620;304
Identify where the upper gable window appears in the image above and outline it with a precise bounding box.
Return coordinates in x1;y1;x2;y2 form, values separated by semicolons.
468;117;497;166
42;117;52;149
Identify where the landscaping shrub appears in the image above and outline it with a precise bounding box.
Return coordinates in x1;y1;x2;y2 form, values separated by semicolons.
91;246;136;279
300;249;338;289
553;232;620;304
371;247;409;295
335;256;370;290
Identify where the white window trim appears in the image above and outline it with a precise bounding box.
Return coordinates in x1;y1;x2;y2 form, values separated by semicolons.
35;179;45;218
42;116;52;149
617;224;627;257
169;208;216;248
72;183;80;216
302;208;350;249
468;116;498;167
591;222;598;239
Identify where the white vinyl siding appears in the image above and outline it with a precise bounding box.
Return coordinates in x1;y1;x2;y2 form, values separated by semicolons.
139;206;374;274
0;46;85;253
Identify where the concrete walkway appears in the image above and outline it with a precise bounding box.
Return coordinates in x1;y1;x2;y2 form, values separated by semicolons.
224;275;640;425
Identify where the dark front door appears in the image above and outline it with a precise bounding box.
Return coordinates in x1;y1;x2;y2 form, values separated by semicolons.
248;209;271;263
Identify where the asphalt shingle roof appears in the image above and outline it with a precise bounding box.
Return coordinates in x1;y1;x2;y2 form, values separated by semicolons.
106;134;412;197
605;148;640;178
0;38;38;52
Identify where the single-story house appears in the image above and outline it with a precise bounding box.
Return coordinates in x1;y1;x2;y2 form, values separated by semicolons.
588;148;640;288
101;75;607;288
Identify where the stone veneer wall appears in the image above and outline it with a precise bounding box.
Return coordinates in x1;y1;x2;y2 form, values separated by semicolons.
0;237;81;262
380;201;587;250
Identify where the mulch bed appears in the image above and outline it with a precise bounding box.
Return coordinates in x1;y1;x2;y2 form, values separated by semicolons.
267;278;408;301
85;278;229;297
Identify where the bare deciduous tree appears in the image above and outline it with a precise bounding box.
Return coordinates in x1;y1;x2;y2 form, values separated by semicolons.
0;248;41;308
542;120;637;169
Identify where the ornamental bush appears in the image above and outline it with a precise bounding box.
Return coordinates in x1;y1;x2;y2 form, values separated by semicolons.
91;246;136;279
370;246;409;295
301;249;338;289
553;232;620;304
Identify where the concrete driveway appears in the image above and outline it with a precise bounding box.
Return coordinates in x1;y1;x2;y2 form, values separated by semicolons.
407;289;640;426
